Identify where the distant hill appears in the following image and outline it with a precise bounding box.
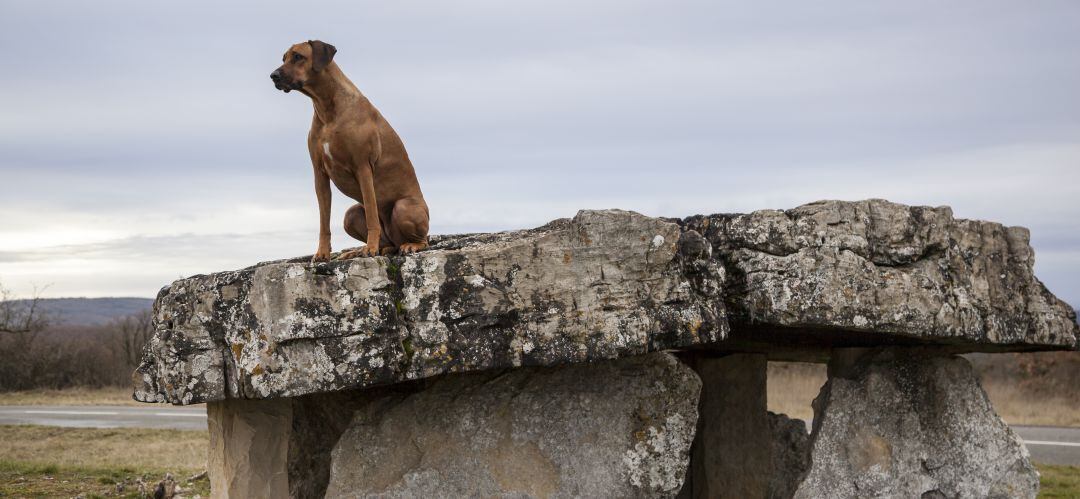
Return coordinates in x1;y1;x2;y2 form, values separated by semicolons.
15;297;154;326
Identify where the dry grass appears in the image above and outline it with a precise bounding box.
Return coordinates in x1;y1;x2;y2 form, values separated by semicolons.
0;386;138;406
0;425;209;497
0;461;211;499
767;362;827;421
983;383;1080;428
0;425;207;471
767;361;1080;428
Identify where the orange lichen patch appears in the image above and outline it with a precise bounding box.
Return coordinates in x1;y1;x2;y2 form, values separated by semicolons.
563;252;573;264
251;365;265;376
231;343;244;359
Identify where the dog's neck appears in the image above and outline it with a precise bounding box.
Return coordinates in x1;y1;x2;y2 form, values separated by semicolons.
302;63;366;124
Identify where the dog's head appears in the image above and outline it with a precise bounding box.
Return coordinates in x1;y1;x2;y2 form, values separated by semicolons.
271;40;337;93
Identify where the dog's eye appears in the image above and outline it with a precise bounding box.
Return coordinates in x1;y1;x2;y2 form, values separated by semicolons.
292;54;305;63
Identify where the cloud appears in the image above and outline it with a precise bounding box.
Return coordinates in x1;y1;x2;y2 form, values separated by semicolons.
0;0;1078;304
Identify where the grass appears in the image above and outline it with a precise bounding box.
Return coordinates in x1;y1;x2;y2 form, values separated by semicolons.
983;383;1080;428
767;362;1080;428
1040;465;1080;498
767;362;826;421
0;460;210;498
0;425;207;472
0;387;138;407
0;425;209;498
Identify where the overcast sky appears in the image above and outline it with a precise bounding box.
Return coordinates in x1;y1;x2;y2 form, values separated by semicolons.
1;1;1078;305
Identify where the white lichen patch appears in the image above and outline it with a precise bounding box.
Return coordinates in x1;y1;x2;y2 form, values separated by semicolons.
401;253;446;312
466;274;486;287
285;264;306;279
621;413;692;492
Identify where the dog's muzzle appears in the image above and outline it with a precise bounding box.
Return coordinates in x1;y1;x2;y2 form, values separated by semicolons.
270;69;298;93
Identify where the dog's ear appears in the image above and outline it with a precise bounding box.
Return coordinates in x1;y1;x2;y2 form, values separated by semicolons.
308;40;337;72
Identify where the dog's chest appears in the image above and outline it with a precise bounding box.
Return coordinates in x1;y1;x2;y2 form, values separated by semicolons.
319;139;364;199
319;139;341;167
318;139;348;174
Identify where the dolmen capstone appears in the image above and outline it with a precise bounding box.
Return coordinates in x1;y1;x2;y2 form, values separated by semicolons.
132;199;1079;498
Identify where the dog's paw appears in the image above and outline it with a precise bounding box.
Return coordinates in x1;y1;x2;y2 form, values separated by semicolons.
338;245;378;259
311;250;331;264
358;244;380;257
399;242;428;255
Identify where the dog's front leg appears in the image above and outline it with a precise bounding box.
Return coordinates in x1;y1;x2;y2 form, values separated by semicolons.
354;162;381;257
312;166;333;263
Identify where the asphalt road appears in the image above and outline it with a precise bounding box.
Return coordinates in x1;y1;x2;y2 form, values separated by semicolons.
1012;425;1080;466
0;405;1077;465
0;404;207;431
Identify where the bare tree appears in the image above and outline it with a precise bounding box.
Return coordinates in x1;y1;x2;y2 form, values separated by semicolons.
0;281;50;336
0;280;53;390
112;309;154;367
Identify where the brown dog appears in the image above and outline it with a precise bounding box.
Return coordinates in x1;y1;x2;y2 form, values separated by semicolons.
271;40;429;262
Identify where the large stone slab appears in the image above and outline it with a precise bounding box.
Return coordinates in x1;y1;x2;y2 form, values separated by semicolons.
134;210;726;404
323;352;701;498
685;199;1078;350
135;201;1078;405
794;349;1038;499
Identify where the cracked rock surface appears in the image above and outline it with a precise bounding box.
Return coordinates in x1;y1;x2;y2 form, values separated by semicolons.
685;199;1078;348
794;350;1038;499
324;353;699;498
134;201;1078;405
134;209;725;404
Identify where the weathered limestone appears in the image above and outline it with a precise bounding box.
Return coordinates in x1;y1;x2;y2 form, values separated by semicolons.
323;353;700;498
794;349;1038;499
135;210;726;405
207;398;292;499
683;354;770;498
135;200;1078;406
132;200;1079;498
685;199;1077;350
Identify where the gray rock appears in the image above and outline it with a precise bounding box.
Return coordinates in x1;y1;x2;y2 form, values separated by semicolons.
134;201;1078;405
685;199;1078;349
134;209;726;404
323;352;701;498
794;349;1038;499
767;411;811;499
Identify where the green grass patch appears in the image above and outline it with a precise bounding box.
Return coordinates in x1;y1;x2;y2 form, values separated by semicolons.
1039;464;1080;498
0;460;209;498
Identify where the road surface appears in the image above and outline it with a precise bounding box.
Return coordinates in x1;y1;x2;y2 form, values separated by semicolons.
0;405;1077;465
0;404;207;431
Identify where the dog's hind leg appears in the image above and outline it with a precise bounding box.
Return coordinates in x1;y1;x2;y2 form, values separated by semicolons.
388;197;430;254
343;203;369;242
340;203;393;259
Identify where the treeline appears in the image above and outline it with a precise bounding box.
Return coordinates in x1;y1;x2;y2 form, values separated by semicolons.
0;283;152;391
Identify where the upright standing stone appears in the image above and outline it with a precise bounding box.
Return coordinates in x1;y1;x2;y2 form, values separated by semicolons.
324;353;701;498
794;349;1038;499
685;354;770;498
207;398;292;499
